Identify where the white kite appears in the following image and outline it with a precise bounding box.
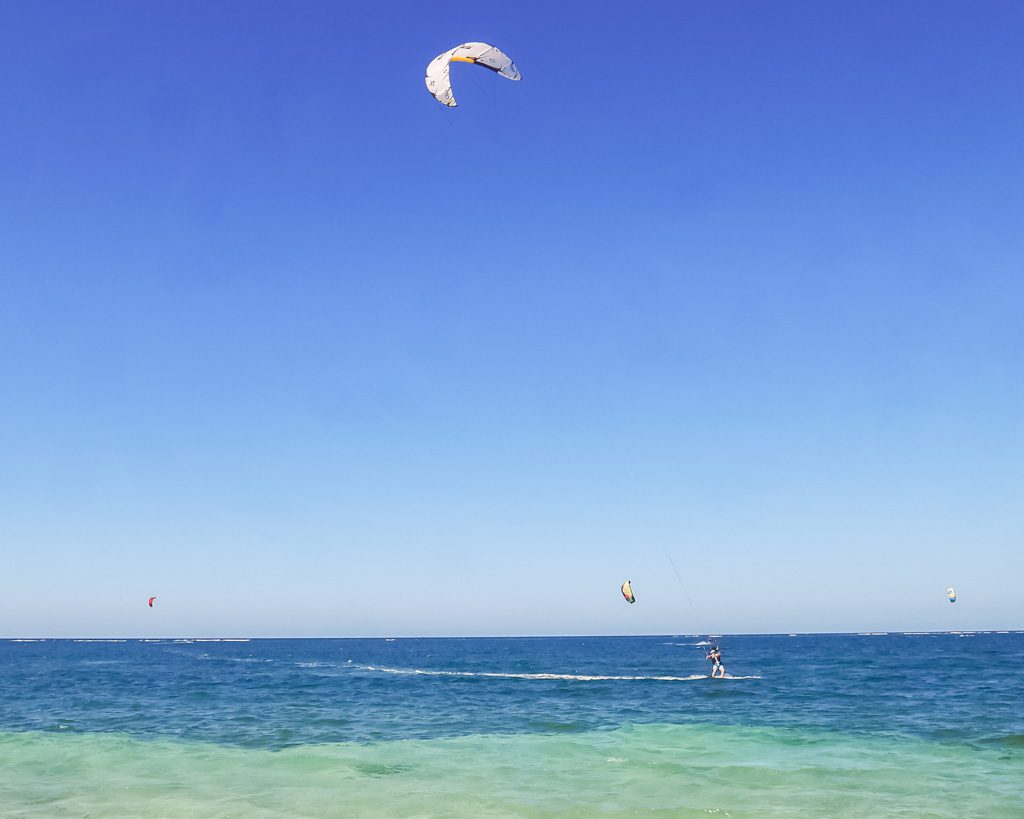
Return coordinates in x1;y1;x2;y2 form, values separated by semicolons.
425;42;521;107
621;580;635;605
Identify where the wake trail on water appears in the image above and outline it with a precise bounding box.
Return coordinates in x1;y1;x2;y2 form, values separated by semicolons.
357;665;760;682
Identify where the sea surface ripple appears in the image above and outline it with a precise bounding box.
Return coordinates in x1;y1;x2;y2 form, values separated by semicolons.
1;634;1022;816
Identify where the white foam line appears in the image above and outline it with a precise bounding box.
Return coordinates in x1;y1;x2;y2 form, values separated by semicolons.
172;637;252;643
73;639;126;643
362;665;720;682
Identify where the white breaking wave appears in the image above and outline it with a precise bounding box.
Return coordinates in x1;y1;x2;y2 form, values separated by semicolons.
361;665;709;682
194;638;251;642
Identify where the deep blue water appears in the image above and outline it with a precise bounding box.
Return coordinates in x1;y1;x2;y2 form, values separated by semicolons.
3;633;1022;752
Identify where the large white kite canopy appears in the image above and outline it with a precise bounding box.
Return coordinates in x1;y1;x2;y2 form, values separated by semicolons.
425;42;521;107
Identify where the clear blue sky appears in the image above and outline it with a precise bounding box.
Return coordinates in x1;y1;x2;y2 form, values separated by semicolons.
1;1;1021;637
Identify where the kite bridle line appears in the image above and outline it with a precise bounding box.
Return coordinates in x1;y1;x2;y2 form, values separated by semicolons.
667;555;711;643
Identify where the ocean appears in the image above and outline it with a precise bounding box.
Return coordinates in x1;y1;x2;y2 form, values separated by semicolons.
1;633;1022;816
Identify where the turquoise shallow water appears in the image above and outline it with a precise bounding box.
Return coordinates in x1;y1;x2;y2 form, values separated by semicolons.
3;723;1022;817
2;634;1022;816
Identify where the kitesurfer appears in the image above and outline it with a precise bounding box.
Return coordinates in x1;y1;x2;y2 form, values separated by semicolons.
706;644;725;678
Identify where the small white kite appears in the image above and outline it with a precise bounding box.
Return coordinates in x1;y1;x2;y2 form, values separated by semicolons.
425;42;521;107
621;580;635;604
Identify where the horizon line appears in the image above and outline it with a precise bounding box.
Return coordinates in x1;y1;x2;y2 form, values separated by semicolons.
4;630;1022;641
